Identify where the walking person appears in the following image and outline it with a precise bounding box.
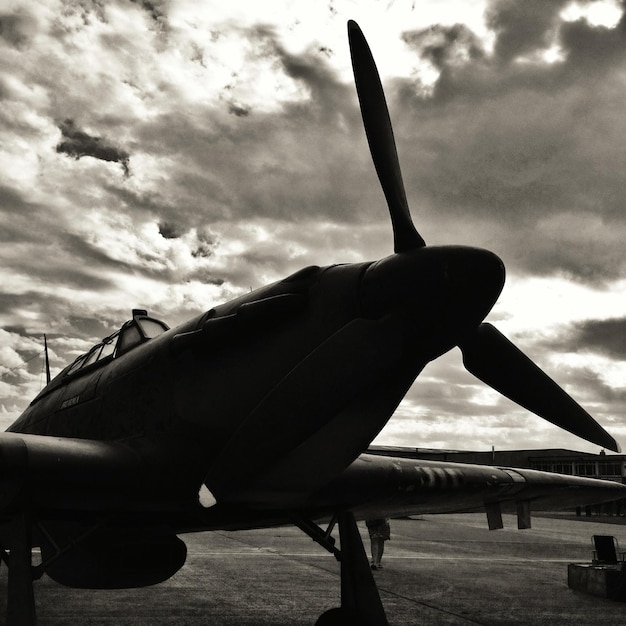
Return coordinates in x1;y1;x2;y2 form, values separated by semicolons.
366;518;390;570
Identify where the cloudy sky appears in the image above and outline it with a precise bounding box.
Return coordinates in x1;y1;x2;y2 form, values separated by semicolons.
1;0;626;455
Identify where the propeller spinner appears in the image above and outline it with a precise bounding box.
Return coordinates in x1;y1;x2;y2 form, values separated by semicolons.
348;21;620;452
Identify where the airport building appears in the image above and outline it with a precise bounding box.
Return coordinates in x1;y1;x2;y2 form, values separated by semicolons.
368;446;626;484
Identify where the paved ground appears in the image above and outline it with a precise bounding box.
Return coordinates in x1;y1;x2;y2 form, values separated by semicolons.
2;513;626;625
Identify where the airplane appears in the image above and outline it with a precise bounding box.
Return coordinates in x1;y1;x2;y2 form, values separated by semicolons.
1;20;624;626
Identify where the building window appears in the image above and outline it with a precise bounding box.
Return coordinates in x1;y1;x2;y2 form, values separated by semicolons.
552;463;573;475
575;462;596;476
599;462;622;476
531;462;552;472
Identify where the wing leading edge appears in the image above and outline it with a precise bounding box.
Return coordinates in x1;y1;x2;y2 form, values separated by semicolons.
312;453;626;524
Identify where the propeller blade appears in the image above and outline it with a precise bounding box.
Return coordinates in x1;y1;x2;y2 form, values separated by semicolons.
348;20;425;252
459;323;621;452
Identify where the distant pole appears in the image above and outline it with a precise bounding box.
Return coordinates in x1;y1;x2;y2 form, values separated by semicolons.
491;445;495;465
43;334;51;385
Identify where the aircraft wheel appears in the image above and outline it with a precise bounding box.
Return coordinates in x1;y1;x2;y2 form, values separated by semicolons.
315;606;361;625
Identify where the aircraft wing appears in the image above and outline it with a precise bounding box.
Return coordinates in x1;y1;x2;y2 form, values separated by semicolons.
311;453;626;526
0;432;142;514
0;432;203;516
1;432;623;533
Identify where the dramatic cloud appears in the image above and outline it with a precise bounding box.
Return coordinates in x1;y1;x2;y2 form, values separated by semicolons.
1;0;625;453
575;317;626;358
486;0;567;63
393;0;626;283
56;119;130;176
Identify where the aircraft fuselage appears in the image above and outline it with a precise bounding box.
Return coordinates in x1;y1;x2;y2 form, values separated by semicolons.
9;245;505;506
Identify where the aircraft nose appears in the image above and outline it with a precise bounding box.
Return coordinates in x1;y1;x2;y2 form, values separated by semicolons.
360;246;505;333
442;247;505;328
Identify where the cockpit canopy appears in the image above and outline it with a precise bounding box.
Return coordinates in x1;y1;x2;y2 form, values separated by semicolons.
66;310;169;376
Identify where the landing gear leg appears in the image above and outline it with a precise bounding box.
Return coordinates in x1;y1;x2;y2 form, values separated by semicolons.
4;513;37;626
336;510;388;625
294;511;388;626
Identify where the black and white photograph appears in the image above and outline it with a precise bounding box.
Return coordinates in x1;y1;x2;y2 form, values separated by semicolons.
1;1;626;624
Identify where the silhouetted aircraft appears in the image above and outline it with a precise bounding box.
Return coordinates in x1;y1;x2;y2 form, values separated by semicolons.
1;21;624;626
